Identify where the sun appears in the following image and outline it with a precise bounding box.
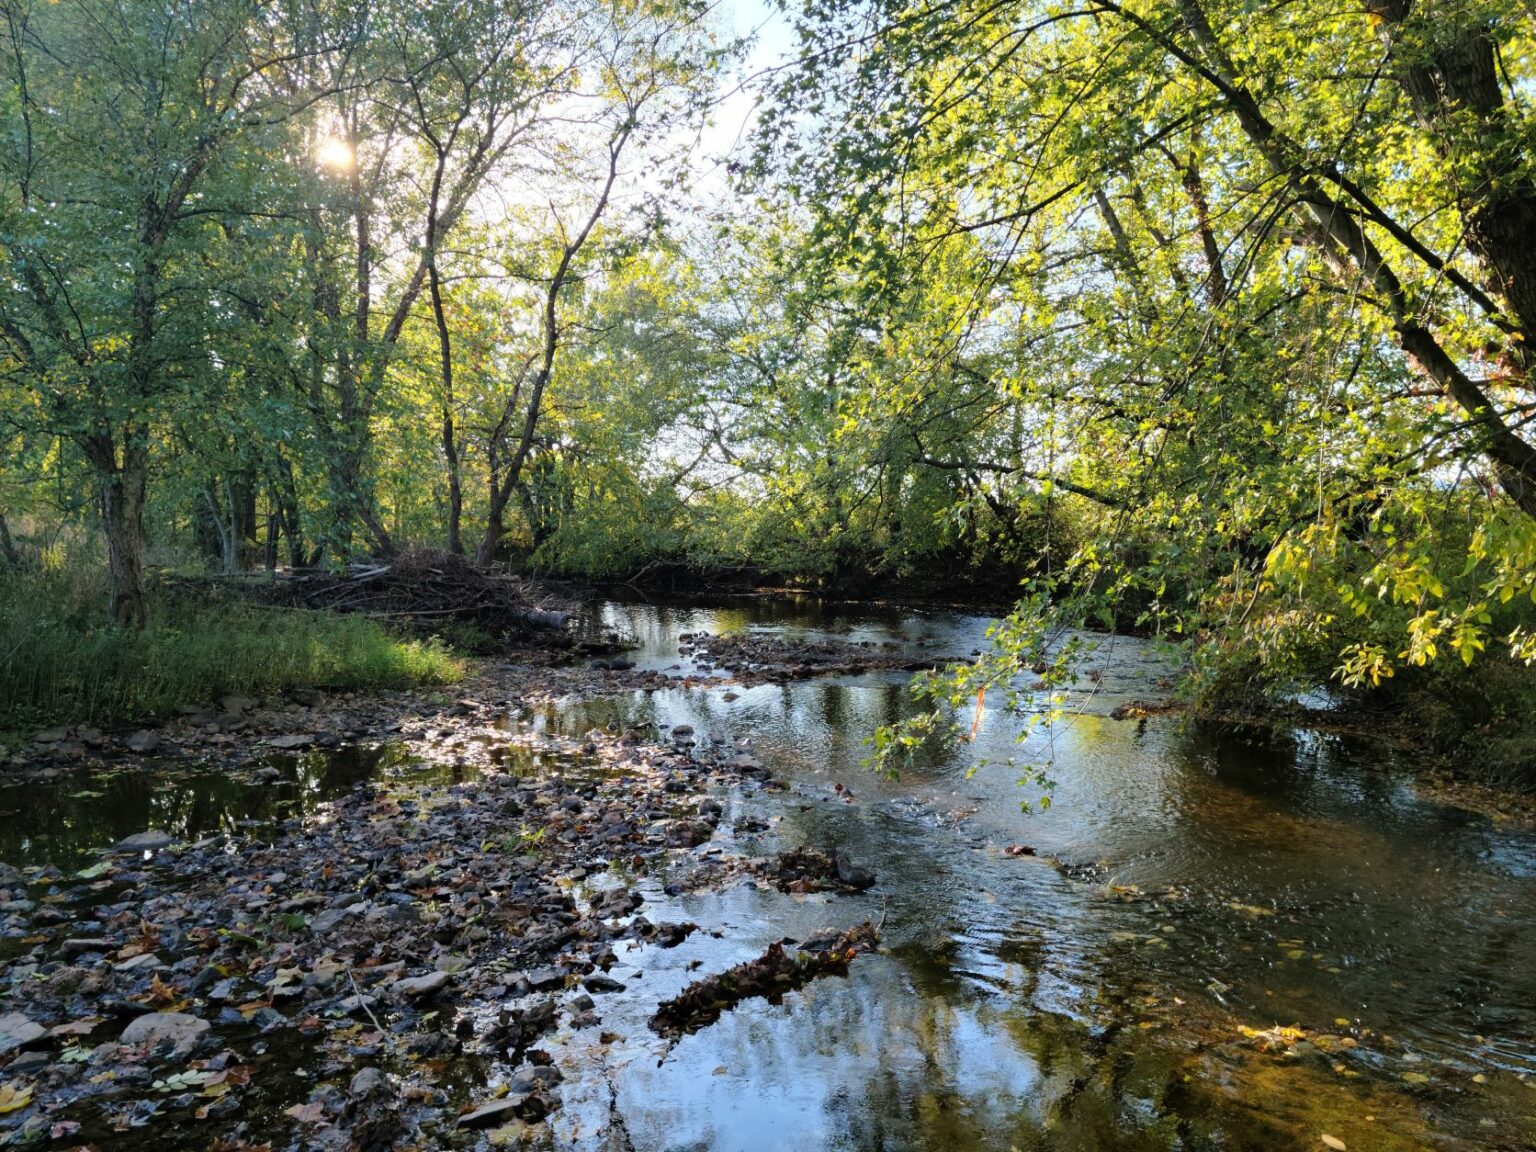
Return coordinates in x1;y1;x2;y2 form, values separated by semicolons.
315;137;355;172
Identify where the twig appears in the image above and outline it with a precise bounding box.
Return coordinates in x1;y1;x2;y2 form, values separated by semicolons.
344;964;386;1032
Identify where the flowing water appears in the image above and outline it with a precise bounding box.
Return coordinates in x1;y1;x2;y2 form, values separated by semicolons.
5;594;1536;1150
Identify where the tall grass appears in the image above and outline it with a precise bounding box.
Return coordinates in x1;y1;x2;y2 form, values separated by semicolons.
0;569;463;730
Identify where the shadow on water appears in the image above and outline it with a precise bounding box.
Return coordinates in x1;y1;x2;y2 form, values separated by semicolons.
0;744;435;870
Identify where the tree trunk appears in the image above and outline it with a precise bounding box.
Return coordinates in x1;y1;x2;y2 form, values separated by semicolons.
0;513;20;569
101;433;149;628
229;471;258;571
275;455;304;569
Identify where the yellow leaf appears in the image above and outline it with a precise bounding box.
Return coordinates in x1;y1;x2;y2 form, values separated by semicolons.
0;1083;34;1114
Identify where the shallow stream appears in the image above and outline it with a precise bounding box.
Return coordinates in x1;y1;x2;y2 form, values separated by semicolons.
5;594;1535;1150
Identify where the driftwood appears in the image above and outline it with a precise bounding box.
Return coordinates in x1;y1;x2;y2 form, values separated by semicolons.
258;548;573;643
648;922;880;1038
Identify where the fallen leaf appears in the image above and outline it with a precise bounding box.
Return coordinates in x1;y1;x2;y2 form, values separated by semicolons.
0;1083;35;1114
1320;1136;1346;1151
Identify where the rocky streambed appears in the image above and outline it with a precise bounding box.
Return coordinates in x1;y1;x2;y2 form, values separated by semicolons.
4;602;1536;1152
0;634;892;1151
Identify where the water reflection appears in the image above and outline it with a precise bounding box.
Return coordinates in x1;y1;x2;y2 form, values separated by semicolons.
0;744;417;869
4;594;1534;1149
542;596;1536;1149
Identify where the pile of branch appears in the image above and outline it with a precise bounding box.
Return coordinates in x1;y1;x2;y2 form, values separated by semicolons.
648;922;880;1038
262;548;573;641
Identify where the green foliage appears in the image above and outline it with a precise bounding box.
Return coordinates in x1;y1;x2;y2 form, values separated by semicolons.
0;570;461;730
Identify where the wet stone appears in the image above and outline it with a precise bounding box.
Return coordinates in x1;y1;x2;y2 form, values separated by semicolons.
119;1011;210;1051
116;830;174;852
393;971;452;999
457;1096;529;1129
525;967;565;991
60;937;114;956
0;1012;47;1054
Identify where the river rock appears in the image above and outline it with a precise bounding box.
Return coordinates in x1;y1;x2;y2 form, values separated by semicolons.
120;1011;210;1051
117;829;173;852
265;734;313;750
0;1012;47;1054
393;971;451;999
124;730;161;754
524;967;565;991
457;1096;529;1129
338;994;379;1016
113;952;163;973
663;818;714;848
349;1067;386;1097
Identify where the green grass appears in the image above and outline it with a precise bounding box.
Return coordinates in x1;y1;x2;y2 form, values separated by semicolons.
0;569;464;731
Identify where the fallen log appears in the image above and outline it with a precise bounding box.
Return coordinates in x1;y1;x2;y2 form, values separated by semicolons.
648;921;880;1038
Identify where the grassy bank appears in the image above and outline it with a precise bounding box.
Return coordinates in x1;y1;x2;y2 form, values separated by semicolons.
0;570;463;731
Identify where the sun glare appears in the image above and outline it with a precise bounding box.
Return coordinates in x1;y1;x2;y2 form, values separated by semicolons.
316;137;355;171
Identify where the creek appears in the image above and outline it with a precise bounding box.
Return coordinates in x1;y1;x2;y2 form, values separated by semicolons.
3;594;1534;1150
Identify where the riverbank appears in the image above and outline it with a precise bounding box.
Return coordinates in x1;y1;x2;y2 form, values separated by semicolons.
0;571;465;737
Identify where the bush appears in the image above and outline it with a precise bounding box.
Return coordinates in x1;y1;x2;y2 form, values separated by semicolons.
0;569;463;730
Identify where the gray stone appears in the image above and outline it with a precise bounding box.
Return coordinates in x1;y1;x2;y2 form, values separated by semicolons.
524;967;565;990
221;695;258;714
311;905;364;933
113;952;163;973
662;818;713;848
0;1012;47;1054
265;734;314;750
338;994;379;1015
456;1096;529;1130
120;1011;209;1051
124;730;161;755
393;971;451;999
116;830;173;852
349;1067;386;1097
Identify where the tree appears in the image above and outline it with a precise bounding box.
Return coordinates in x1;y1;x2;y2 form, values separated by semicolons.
760;0;1536;682
0;0;338;622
